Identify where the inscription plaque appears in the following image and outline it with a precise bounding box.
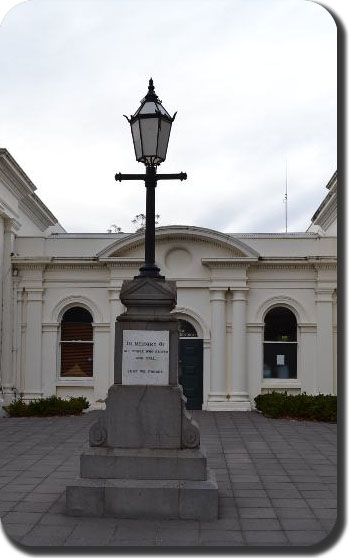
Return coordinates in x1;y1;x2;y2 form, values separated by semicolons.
122;330;169;385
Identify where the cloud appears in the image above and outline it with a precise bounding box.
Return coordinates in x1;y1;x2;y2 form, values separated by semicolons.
0;0;336;233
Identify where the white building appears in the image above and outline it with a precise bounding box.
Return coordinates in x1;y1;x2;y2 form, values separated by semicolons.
0;148;337;410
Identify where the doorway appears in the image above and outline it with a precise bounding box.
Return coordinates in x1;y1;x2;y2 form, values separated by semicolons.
178;319;203;410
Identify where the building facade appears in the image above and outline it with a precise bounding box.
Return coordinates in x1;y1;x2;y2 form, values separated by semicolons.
0;149;337;410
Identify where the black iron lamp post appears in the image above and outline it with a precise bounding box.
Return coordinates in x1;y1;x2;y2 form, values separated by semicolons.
115;79;187;278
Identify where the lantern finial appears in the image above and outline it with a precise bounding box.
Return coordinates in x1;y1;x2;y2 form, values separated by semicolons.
144;78;158;101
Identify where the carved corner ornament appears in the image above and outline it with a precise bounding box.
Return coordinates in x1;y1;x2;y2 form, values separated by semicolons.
89;418;107;447
181;395;200;449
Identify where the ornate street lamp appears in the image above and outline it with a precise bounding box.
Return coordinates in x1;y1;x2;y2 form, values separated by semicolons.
115;79;187;278
126;77;175;167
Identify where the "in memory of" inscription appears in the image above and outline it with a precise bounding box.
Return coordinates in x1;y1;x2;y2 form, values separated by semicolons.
122;330;169;385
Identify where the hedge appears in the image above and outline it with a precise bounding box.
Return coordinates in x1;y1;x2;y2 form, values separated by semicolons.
254;392;337;422
3;395;90;417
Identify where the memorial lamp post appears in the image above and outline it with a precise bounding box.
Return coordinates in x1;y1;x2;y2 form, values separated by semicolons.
115;78;187;278
66;79;218;521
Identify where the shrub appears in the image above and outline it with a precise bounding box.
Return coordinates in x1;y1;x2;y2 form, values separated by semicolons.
254;392;337;422
3;395;90;417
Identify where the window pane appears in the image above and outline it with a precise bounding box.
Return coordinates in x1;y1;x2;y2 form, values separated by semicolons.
62;307;92;323
139;117;158;156
264;307;297;341
179;319;198;338
263;342;297;379
157;119;171;161
61;322;93;341
61;307;93;341
61;343;93;377
131;120;142;160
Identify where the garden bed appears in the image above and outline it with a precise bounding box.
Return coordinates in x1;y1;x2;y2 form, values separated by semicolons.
3;395;90;417
254;392;337;422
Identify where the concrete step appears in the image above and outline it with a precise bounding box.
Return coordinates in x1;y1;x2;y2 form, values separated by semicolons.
80;446;207;480
66;469;218;520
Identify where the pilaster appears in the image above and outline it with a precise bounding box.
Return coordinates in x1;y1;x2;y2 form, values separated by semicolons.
0;220;16;403
0;215;4;377
207;288;227;410
93;323;111;401
246;323;264;403
298;324;317;394
23;288;44;400
315;288;335;394
41;323;59;397
230;290;251;410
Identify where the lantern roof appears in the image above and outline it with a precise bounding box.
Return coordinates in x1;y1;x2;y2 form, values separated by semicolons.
128;79;175;122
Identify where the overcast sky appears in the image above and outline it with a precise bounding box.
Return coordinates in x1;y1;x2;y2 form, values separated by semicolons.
0;0;337;234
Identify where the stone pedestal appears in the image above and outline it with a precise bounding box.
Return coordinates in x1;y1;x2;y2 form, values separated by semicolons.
66;277;218;520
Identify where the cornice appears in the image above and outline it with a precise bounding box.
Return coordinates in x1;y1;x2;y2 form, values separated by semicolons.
202;257;257;268
18;196;57;231
12;257;106;271
13;262;49;271
0;196;20;221
253;264;313;271
0;149;58;230
0;148;36;191
235;232;319;239
100;258;143;268
251;257;336;271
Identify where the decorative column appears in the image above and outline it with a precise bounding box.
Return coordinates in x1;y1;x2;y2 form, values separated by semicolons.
298;324;317;394
315;288;335;394
333;290;337;395
230;290;251;410
93;323;112;402
207;288;227;410
0;215;4;372
41;323;59;397
0;220;16;403
246;323;264;403
23;288;44;400
12;276;21;396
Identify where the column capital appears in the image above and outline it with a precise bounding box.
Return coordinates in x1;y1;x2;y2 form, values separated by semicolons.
315;288;335;302
231;289;248;302
209;288;227;302
4;216;21;233
108;287;122;301
26;288;44;302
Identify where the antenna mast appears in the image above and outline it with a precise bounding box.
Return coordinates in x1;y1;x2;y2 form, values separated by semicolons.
284;159;288;233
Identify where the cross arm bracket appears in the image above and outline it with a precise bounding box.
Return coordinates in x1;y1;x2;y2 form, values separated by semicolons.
115;172;187;182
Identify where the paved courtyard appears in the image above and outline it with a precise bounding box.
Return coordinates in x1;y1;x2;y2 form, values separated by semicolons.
0;410;337;548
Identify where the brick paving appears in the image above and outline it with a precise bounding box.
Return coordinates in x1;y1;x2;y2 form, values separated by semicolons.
0;410;337;548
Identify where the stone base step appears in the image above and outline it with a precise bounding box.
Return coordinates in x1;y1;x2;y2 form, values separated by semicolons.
80;446;207;480
66;469;218;521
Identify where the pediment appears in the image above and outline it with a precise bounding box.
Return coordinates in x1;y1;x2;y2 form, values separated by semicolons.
97;226;260;260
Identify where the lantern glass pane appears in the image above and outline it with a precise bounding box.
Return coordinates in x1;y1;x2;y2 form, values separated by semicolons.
139;117;159;156
139;101;158;114
157;119;171;161
156;102;171;118
131;120;142;160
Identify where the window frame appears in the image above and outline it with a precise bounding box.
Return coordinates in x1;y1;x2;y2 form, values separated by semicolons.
263;306;298;381
58;306;94;380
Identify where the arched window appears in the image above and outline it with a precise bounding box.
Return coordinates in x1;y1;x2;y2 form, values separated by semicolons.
263;307;297;379
179;319;198;338
60;307;93;377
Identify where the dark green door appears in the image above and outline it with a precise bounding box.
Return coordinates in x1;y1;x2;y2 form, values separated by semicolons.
179;339;203;410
